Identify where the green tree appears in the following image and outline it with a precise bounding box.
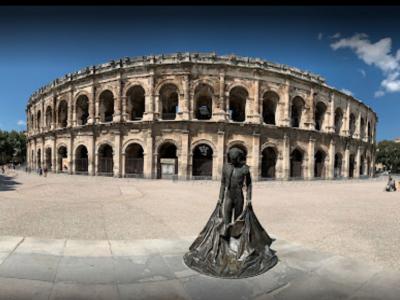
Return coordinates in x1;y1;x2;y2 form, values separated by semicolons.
0;130;26;164
376;140;400;173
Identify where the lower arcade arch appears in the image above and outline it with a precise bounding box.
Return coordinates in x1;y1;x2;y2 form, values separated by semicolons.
314;150;326;178
57;146;68;173
334;153;343;178
157;142;178;179
97;144;114;176
45;148;52;171
261;147;277;179
125;143;144;177
349;154;355;178
192;143;213;178
290;148;304;179
75;145;89;174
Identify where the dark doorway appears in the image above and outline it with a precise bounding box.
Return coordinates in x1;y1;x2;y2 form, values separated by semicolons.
192;144;213;178
290;148;303;178
75;145;89;174
261;147;277;178
314;150;326;178
98;144;113;176
125;143;144;177
158;143;178;179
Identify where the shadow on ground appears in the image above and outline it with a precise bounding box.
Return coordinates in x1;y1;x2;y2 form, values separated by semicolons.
0;174;21;192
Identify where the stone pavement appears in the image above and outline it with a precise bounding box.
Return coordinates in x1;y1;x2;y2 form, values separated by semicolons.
0;235;399;300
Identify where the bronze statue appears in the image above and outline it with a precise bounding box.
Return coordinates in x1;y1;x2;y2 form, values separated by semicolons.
183;147;278;278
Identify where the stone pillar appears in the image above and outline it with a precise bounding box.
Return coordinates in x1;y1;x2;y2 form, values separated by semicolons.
214;72;226;121
41;100;45;132
355;146;361;178
178;131;190;180
144;73;155;121
307;137;315;179
251;132;260;181
52;137;57;173
95;90;100;123
88;86;95;125
355;111;361;139
328;93;335;133
282;133;290;180
113;130;122;177
249;80;261;123
121;96;127;122
344;103;350;136
113;81;123;123
328;139;335;179
143;130;154;179
343;144;350;178
179;75;190;120
68;92;73;128
306;89;315;130
279;82;290;127
89;134;96;176
94;152;99;176
216;130;225;180
68;134;73;175
52;95;57;129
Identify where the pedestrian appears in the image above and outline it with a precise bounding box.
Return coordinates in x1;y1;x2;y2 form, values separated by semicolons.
39;166;43;176
43;166;48;177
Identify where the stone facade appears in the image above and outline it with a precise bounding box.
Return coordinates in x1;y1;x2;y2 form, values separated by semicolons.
25;53;377;180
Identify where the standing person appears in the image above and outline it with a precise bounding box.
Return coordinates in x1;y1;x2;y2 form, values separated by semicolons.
39;166;43;176
43;166;48;177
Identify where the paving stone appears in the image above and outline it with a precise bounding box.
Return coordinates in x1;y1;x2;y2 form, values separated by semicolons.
113;254;175;284
180;274;258;300
55;257;115;284
314;255;383;288
0;251;10;265
15;237;65;256
110;239;160;257
50;282;119;300
0;277;53;300
64;240;111;257
118;279;191;300
273;272;357;300
0;253;59;282
0;236;23;252
153;238;191;255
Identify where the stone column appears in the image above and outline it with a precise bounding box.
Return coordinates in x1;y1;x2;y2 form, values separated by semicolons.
355;111;361;139
95;89;100;123
307;137;316;179
344;103;350;136
328;139;335;179
178;130;190;180
113;130;122;177
113;80;123;123
251;132;260;181
328;93;335;133
343;144;350;178
144;72;155;121
249;79;261;123
143;129;154;179
68;133;73;175
279;82;290;127
52;95;57;129
214;72;226;121
216;130;225;180
41;100;45;132
179;75;190;120
306;89;315;130
121;96;127;122
94;152;99;176
68;92;73;128
52;137;57;173
282;133;290;180
89;134;96;176
88;86;95;125
355;146;361;178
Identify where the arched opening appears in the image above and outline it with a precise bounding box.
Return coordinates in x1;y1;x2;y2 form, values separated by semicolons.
360;155;365;176
127;86;145;121
97;144;114;176
58;100;68;128
367;156;371;176
334;108;343;134
261;147;277;179
227;144;248;164
334;153;343;178
45;148;52;171
192;144;213;178
194;84;213;120
125;143;144;177
314;150;326;178
262;91;278;125
158;142;178;179
349;154;355;178
37;149;41;168
45;106;52;129
99;90;114;123
291;96;304;128
229;87;247;122
36;111;41;130
75;145;88;174
57;146;68;173
160;84;179;120
314;102;327;131
360;117;365;139
349;113;356;137
76;95;89;125
290;148;303;179
367;122;372;143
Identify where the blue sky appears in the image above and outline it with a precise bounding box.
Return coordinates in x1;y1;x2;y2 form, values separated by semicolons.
0;6;399;141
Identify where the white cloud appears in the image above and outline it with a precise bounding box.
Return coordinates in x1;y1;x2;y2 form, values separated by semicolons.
340;89;353;96
318;32;323;41
330;32;341;39
358;69;366;77
331;33;400;97
17;120;26;126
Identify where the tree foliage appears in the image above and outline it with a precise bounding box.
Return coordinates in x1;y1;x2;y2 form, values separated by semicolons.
376;140;400;173
0;130;26;164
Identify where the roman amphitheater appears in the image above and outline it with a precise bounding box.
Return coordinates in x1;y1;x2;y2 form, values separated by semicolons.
25;53;377;180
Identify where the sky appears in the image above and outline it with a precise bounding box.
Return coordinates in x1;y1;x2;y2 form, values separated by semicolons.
0;5;399;141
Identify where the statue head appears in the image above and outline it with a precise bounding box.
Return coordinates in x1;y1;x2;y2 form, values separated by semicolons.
228;147;245;167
